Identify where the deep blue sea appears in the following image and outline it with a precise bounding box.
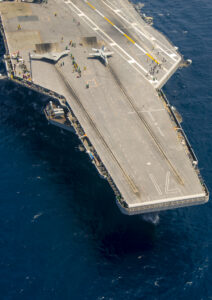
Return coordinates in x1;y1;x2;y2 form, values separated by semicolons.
0;0;212;299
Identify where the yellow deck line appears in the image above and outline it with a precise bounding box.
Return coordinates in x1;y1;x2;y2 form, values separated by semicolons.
86;1;159;64
104;16;114;26
87;2;96;10
123;33;135;44
146;53;159;64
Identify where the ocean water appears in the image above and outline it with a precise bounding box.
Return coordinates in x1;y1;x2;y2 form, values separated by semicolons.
0;0;211;299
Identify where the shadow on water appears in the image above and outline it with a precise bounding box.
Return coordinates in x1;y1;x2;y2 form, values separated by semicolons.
0;79;157;259
97;218;155;259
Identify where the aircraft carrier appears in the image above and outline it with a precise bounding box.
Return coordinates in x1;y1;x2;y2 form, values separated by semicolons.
0;0;209;214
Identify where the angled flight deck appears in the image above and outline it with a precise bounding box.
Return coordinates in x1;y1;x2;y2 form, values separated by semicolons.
0;0;208;214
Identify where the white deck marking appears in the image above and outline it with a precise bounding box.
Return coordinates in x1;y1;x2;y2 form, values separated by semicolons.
149;173;163;196
128;192;205;207
155;56;181;88
85;0;160;64
102;0;179;62
165;171;180;194
65;1;153;82
148;111;155;122
157;126;165;137
149;171;181;197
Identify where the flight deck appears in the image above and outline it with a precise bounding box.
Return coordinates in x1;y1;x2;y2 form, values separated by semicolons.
0;0;208;214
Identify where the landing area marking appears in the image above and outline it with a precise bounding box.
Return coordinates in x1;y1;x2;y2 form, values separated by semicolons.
64;0;158;85
85;0;160;64
101;0;179;62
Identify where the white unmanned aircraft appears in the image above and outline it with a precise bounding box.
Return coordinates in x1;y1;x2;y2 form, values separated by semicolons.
89;46;113;65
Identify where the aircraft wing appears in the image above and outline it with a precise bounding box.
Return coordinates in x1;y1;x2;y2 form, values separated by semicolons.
89;53;101;56
103;51;114;57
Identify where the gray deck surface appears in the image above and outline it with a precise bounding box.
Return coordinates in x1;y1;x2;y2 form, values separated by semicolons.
0;0;208;213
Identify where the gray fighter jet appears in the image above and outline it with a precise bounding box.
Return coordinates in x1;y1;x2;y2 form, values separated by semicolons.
89;46;113;65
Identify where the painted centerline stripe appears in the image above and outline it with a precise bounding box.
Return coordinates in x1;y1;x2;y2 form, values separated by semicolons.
146;53;158;64
124;33;135;44
104;16;114;26
101;0;178;62
65;0;154;82
87;2;96;10
85;1;159;64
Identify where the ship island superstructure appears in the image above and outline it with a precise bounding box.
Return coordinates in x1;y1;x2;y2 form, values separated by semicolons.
0;0;209;214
